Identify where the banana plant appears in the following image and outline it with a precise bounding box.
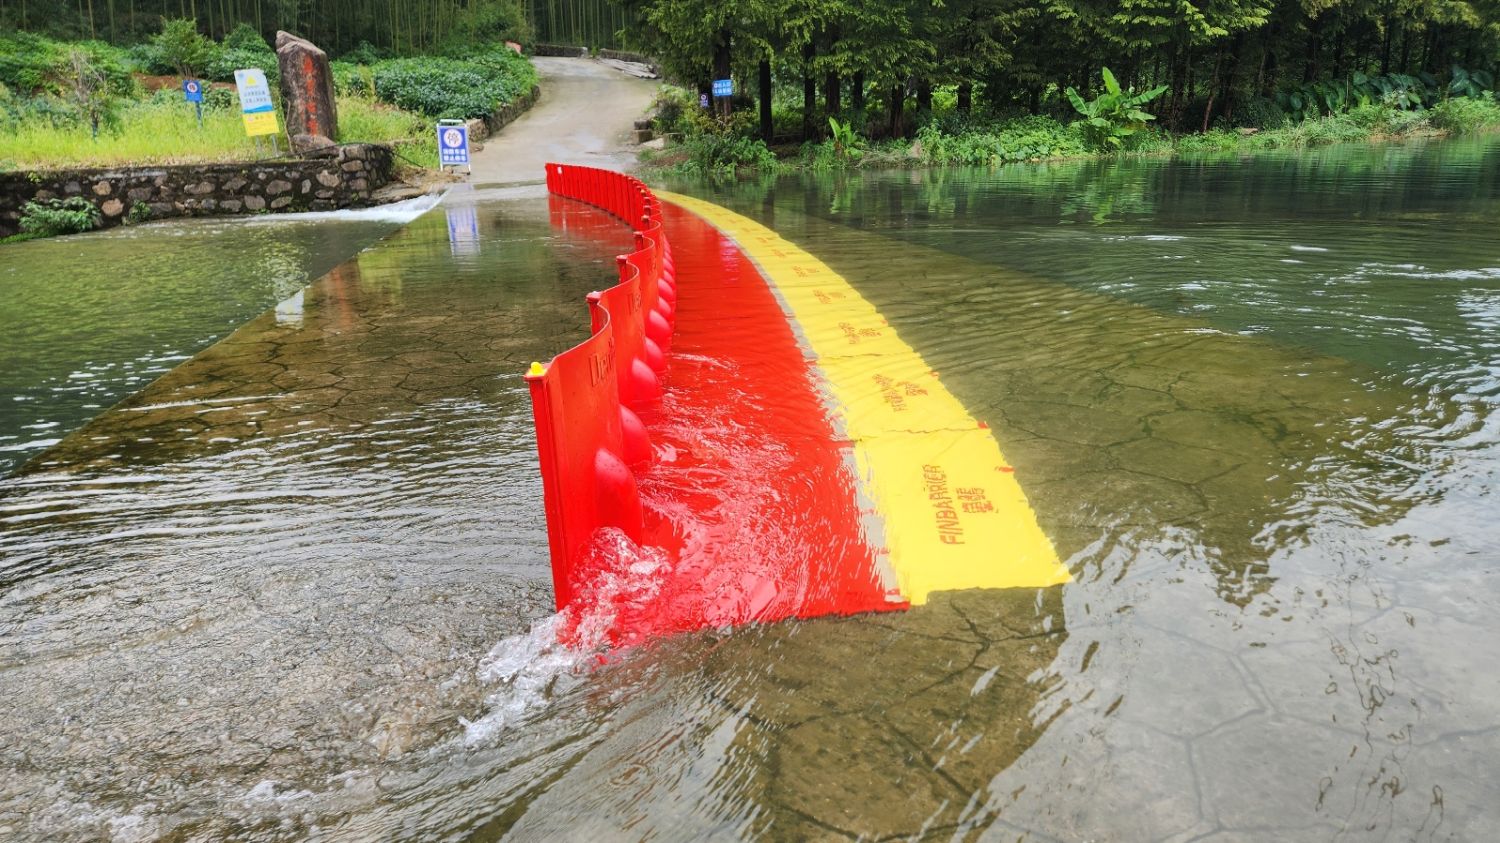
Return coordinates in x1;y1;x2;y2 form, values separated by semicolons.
1065;67;1168;151
828;117;864;161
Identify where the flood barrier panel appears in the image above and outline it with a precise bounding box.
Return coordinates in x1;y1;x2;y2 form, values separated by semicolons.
528;164;674;612
527;166;1066;642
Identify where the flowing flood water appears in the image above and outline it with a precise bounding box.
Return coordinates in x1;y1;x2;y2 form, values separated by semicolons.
2;139;1498;840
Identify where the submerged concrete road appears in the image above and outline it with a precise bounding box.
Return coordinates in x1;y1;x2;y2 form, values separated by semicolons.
467;57;658;186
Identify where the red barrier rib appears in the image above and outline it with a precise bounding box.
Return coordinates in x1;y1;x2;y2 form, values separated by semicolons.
529;165;901;646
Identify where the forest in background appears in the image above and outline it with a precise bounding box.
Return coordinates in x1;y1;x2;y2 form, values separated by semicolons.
0;0;620;56
621;0;1500;138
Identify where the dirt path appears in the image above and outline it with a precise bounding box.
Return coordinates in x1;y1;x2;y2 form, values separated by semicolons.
466;57;658;187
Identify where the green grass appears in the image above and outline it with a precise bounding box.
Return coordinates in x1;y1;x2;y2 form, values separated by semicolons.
1;99;260;168
336;97;437;169
0;95;437;171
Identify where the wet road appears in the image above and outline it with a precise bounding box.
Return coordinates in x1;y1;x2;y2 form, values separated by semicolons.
467;57;657;187
2;136;1498;840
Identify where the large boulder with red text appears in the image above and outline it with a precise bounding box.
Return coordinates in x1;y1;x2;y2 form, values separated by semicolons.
275;31;338;153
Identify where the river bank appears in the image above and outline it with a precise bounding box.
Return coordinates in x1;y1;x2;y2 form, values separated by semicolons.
640;93;1500;177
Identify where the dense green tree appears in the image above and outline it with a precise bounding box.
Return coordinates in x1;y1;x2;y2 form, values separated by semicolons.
619;0;1496;137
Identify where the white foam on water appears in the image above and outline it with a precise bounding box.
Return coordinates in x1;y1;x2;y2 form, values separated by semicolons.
461;529;672;746
241;192;443;225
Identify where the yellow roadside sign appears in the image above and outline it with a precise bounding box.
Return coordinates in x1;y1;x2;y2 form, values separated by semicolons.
242;110;279;137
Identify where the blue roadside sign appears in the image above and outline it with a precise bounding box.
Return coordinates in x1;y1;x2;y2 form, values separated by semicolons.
183;79;203;102
712;78;734;97
437;123;470;167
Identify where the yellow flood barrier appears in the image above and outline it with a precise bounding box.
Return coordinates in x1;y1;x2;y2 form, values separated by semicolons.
660;192;1070;603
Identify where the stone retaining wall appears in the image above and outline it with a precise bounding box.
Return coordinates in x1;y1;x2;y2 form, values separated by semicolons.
464;85;542;143
532;44;589;57
596;48;657;68
0;143;393;237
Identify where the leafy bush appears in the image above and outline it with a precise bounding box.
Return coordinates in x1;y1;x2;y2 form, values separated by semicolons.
153;19;218;80
19;197;100;237
1448;67;1495;99
1173;129;1242;153
0;33;64;91
0;34;136;97
1428;96;1500;134
204;46;278;84
650;85;696;135
201;86;238;110
331;61;377;97
0;87;84;133
371;49;536;119
914;115;1084;165
676;132;778;175
124;42;173;75
1066;67;1168;151
448;0;532;45
204;26;277;84
222;23;268;51
1229;96;1285;130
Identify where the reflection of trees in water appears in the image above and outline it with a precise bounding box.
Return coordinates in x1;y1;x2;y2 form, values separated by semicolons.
753;135;1500;230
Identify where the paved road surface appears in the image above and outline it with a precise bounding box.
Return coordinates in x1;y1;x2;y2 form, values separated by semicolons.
466;57;658;189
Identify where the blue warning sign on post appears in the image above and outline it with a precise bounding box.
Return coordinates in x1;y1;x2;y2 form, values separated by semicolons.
182;79;203;102
437;123;470;167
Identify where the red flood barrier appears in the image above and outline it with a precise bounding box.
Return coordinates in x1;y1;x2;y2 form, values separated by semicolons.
527;164;675;611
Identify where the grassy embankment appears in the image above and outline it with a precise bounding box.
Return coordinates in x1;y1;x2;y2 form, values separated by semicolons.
0;31;538;172
641;83;1500;177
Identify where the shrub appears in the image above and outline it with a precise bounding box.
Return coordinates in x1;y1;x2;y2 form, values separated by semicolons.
0;88;85;133
1429;96;1500;134
914;115;1084;165
124;42;173;75
1229;96;1285;130
1382;107;1431;135
449;0;532;45
0;33;64;92
677;132;777;175
201;86;237;110
204;47;278;84
1345;102;1394;130
331;61;376;98
19;197;101;237
0;34;136;97
371;49;536;119
222;23;268;51
650;85;695;135
1173;128;1241;154
153;19;219;80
